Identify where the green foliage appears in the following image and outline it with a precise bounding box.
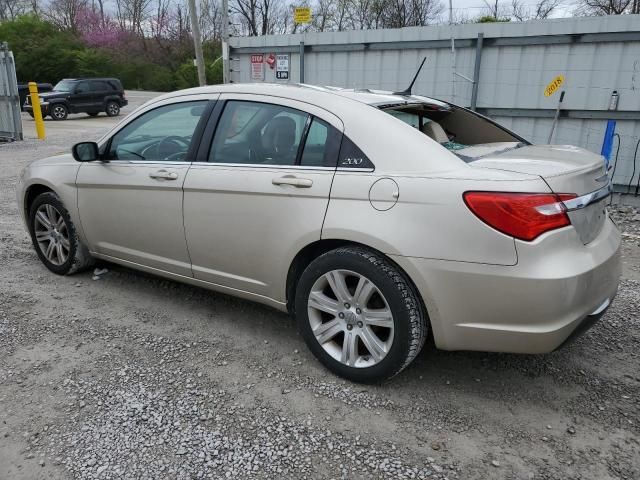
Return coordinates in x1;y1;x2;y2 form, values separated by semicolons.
0;15;222;92
476;15;510;23
0;15;83;83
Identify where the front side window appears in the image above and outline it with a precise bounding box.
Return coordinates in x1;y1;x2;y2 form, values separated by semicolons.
106;101;207;162
75;82;90;94
209;101;308;166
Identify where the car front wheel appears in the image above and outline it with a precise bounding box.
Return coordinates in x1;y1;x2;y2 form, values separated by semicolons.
295;246;428;383
50;104;68;121
28;192;93;275
106;101;120;117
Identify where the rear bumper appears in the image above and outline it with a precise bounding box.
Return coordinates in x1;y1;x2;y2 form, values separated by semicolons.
554;296;613;350
391;217;621;353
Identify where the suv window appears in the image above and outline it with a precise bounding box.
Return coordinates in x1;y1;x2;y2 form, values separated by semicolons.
106;101;208;162
300;118;342;167
209;101;308;166
90;80;109;92
75;82;90;94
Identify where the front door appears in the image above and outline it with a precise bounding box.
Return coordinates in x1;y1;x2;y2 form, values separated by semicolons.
77;98;213;276
69;81;94;111
183;95;343;301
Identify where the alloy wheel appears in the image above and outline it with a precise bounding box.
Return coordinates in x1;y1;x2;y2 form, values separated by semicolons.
34;204;70;266
52;105;66;119
107;103;119;115
307;270;394;368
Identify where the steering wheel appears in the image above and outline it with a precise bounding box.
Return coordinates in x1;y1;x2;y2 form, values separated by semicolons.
157;136;191;160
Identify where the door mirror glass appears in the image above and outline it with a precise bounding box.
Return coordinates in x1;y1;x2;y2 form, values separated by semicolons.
72;142;100;162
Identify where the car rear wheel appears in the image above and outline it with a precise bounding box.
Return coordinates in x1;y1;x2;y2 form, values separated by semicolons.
50;104;68;121
106;101;120;117
28;192;94;275
295;246;428;383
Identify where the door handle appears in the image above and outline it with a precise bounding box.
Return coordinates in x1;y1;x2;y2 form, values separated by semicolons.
272;175;313;188
149;169;178;180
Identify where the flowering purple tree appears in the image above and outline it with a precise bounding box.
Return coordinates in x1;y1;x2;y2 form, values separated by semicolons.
76;7;127;49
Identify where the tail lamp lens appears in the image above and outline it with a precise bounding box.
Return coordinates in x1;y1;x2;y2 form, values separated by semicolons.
463;192;577;241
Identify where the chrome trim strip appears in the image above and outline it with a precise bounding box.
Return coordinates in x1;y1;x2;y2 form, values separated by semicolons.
589;297;610;316
189;162;335;171
562;182;612;211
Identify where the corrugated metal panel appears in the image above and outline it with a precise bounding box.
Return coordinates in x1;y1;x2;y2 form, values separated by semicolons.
0;47;22;141
229;15;640;191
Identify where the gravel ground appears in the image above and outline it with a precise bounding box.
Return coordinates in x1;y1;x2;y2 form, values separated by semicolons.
1;115;639;479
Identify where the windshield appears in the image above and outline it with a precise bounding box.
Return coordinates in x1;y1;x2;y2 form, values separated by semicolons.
382;103;527;162
53;80;75;92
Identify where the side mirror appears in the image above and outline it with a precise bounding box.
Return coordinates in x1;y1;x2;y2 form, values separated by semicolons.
72;142;100;162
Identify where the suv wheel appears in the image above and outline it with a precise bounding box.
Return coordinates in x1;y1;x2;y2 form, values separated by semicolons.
295;246;428;383
50;104;68;121
28;192;94;275
106;101;120;117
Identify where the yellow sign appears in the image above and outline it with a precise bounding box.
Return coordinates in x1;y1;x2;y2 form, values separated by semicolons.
294;7;311;24
544;75;565;97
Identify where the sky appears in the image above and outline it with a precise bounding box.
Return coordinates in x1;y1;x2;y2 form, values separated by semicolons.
444;0;575;20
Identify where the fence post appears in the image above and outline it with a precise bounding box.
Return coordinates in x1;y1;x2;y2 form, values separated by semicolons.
470;33;483;111
299;41;305;84
0;43;23;141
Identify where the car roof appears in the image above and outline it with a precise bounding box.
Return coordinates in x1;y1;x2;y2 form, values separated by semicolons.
157;83;449;109
61;78;121;82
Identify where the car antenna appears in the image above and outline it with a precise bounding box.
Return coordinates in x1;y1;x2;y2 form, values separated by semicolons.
393;57;427;97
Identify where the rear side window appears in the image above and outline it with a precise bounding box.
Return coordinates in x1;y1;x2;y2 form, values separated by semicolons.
90;81;108;92
300;118;342;167
209;100;308;166
338;136;374;170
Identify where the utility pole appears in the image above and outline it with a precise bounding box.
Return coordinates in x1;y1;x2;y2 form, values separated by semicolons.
449;0;456;103
222;0;230;84
188;0;207;86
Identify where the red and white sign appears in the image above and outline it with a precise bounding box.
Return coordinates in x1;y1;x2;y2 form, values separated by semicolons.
250;54;264;81
266;53;276;69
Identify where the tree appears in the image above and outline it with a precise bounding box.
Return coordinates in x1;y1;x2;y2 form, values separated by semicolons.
575;0;639;14
511;0;562;20
46;0;89;31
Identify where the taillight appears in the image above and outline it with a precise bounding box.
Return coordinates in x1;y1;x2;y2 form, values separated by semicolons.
463;192;577;241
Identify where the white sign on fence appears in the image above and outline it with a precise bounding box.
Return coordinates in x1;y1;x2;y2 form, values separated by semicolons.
276;54;289;80
250;54;264;81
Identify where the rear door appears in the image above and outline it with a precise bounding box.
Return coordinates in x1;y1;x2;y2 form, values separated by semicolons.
77;96;215;275
182;94;343;301
89;80;110;110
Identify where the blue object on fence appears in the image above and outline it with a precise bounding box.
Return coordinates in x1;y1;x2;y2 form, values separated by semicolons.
600;120;617;165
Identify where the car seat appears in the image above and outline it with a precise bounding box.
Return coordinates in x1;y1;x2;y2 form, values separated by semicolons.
262;116;297;164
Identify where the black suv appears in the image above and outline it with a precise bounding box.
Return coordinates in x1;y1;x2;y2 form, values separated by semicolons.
24;78;128;121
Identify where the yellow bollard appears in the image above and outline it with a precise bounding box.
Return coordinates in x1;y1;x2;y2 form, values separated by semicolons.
28;82;46;140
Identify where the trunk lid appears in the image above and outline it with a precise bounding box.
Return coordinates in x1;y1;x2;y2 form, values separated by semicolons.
470;145;610;244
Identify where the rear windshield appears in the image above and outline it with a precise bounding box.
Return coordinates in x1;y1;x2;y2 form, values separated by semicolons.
381;103;527;162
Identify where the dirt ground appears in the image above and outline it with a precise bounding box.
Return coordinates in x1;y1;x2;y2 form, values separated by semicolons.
1;98;639;479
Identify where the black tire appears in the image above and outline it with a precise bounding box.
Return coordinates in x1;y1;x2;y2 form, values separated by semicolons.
28;192;94;275
105;101;120;117
87;112;100;117
50;103;68;121
295;246;428;383
28;112;34;118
